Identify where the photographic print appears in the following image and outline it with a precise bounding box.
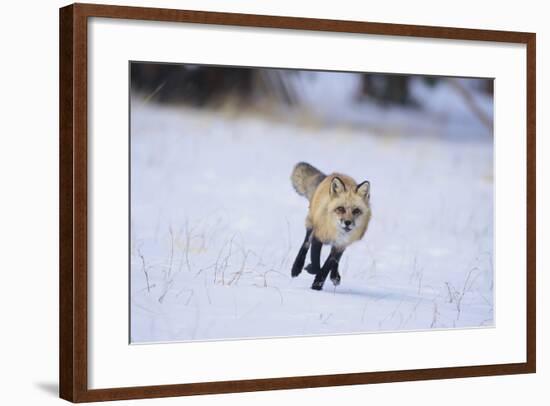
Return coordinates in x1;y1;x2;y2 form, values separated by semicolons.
129;63;494;344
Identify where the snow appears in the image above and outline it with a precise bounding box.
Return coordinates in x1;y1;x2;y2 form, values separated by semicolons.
130;78;494;344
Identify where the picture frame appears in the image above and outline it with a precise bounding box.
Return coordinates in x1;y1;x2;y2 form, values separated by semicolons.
59;3;536;402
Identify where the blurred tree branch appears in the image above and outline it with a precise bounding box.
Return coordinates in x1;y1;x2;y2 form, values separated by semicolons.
447;78;493;132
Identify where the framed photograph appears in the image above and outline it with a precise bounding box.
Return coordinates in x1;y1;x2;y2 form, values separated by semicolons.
59;3;536;402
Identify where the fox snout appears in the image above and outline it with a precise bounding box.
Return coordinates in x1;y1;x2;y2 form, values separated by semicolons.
335;211;356;232
341;219;353;232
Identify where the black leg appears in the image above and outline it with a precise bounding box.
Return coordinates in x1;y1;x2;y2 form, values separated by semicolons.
308;236;323;278
291;228;312;277
330;248;345;286
312;247;343;290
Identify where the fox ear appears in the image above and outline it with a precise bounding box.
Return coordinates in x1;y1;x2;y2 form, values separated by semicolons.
356;181;370;200
330;176;346;197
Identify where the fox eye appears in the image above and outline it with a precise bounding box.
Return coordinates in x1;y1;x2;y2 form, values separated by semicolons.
335;206;346;214
352;208;362;216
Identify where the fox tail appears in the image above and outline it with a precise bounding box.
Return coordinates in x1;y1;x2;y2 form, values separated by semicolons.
291;162;326;201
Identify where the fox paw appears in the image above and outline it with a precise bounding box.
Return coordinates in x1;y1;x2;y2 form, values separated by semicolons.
304;263;317;275
330;272;341;286
311;281;324;291
291;265;302;278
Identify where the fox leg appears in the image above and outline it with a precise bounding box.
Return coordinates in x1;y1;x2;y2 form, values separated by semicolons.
291;228;313;277
308;236;323;279
329;248;345;286
311;247;343;290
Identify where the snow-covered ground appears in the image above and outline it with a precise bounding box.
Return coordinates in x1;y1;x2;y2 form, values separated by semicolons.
130;76;494;343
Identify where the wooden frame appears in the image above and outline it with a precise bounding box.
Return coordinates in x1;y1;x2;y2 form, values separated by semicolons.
59;3;536;402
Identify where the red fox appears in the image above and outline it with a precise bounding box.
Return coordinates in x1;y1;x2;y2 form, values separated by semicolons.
290;162;371;290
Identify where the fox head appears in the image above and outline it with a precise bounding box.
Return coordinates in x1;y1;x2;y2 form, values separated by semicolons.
328;176;371;234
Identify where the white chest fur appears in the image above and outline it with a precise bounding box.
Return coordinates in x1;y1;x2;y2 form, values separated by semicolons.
333;229;354;248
